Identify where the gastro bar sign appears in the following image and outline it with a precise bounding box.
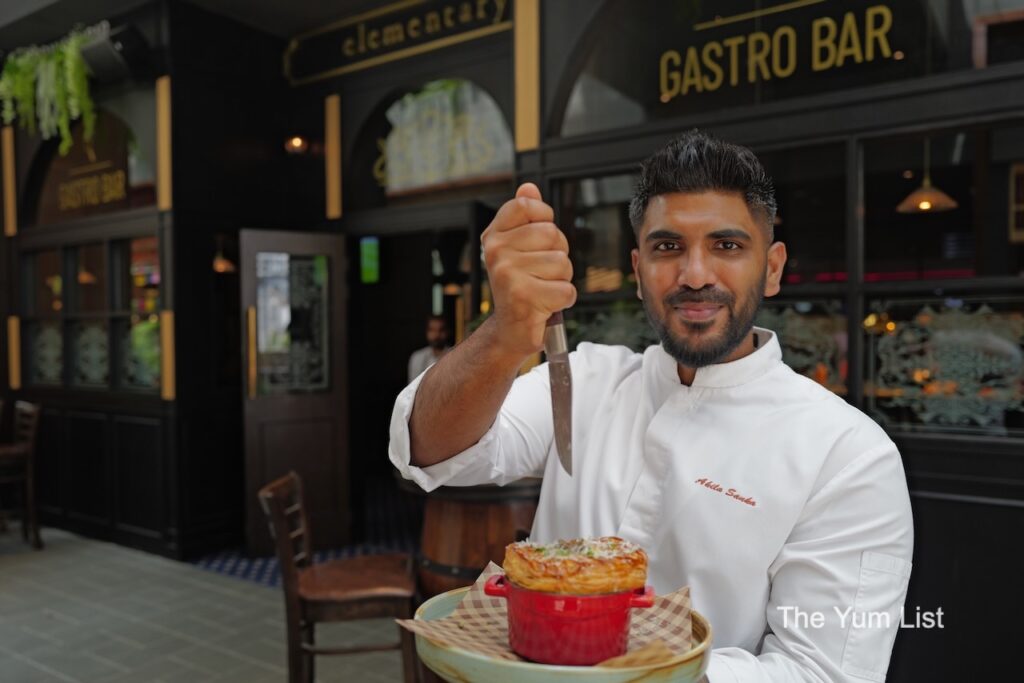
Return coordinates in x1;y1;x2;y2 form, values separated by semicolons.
59;165;126;210
285;0;513;86
660;4;893;102
34;110;136;226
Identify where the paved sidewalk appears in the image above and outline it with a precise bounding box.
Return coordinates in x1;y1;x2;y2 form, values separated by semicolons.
0;528;405;682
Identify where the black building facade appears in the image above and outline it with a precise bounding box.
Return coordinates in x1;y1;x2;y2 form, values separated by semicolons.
2;1;1023;680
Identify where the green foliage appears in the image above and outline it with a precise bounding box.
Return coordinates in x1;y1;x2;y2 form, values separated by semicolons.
0;25;99;155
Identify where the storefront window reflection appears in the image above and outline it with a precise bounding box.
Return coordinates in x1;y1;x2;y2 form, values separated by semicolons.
383;80;513;194
560;173;638;297
21;237;162;391
347;79;514;210
25;250;64;386
865;296;1024;436
121;237;161;390
75;243;107;312
865;123;1024;280
256;252;330;394
559;143;846;294
757;300;848;394
761;144;846;284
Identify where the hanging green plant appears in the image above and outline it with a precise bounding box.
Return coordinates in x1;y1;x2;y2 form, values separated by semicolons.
0;22;103;155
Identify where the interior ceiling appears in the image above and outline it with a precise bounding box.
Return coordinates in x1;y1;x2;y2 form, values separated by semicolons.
0;0;385;51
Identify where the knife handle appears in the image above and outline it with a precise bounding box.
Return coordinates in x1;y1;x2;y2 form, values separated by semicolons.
543;311;568;356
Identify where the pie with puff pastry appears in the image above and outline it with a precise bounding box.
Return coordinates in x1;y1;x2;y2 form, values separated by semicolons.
502;536;647;594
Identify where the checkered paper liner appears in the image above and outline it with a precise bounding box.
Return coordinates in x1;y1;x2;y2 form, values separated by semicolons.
397;562;693;667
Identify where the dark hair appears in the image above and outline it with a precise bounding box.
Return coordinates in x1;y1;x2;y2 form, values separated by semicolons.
628;129;777;241
426;315;446;326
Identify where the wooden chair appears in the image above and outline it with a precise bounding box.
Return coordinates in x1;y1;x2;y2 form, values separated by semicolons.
0;401;43;549
258;471;418;683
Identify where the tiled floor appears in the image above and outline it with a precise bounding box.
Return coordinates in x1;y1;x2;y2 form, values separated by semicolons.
0;527;407;682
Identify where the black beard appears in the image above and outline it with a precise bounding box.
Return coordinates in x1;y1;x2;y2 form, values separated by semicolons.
641;278;764;368
428;339;447;350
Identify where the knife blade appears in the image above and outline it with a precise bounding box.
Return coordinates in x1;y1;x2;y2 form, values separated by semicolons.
544;311;573;475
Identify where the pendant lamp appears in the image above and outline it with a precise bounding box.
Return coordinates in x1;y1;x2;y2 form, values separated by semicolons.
212;235;237;273
896;138;958;213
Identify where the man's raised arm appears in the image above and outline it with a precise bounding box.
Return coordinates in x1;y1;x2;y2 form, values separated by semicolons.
408;183;576;467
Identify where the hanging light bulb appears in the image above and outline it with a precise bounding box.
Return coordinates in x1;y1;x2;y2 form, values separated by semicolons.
896;138;959;213
212;235;237;274
284;135;309;154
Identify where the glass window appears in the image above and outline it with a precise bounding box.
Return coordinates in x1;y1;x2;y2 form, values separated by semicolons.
256;252;330;394
865;295;1024;436
557;143;845;293
760;145;846;284
118;237;162;391
560;173;639;297
557;1;1024;138
74;243;107;312
567;299;658;351
757;299;848;394
24;250;64;386
19;236;161;392
28;249;63;315
347;79;515;210
865;122;1024;280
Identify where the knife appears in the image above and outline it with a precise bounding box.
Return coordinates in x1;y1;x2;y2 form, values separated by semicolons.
544;311;573;475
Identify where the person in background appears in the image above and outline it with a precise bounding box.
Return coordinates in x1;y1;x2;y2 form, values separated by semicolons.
408;315;451;383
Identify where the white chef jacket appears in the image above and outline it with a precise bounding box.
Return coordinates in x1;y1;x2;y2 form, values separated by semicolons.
408;345;447;384
390;328;914;682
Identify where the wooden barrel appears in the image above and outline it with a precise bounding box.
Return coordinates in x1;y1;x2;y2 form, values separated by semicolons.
417;479;541;597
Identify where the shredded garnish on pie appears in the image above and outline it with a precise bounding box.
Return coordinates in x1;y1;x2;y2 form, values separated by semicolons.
502;536;647;594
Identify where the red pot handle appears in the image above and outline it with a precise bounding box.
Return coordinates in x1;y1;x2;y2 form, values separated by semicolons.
630;585;655;608
484;574;510;599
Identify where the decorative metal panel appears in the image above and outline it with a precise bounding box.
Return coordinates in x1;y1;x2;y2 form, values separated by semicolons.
72;320;109;387
29;321;63;385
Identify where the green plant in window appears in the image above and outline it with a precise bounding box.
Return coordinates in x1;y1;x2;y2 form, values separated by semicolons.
0;23;100;154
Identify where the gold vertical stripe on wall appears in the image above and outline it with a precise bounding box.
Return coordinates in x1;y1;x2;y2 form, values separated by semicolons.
514;0;540;151
325;94;342;219
160;310;176;400
156;76;173;211
246;306;257;399
6;316;20;390
454;295;466;344
2;126;16;236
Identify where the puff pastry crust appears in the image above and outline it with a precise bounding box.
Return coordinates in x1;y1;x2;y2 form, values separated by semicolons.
502;537;647;595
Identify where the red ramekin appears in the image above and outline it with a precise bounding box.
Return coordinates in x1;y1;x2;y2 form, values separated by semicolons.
484;573;654;665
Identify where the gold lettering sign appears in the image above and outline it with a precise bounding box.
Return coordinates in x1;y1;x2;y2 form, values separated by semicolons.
659;4;893;103
286;0;513;86
58;170;127;211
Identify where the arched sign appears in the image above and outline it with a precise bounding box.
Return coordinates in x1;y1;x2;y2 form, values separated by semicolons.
30;108;155;226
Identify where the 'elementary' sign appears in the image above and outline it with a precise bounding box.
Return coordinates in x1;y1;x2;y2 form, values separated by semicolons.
285;0;513;86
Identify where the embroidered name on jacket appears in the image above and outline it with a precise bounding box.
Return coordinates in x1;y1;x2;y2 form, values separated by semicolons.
694;477;757;507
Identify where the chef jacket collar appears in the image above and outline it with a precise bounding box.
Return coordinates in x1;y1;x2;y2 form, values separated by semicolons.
656;326;783;388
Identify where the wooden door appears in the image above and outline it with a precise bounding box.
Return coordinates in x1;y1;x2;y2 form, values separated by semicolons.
241;229;348;555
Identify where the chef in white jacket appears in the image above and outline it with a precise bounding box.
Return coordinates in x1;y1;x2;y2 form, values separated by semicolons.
390;130;913;682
